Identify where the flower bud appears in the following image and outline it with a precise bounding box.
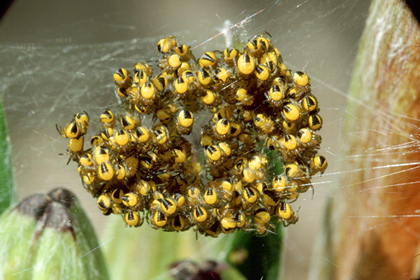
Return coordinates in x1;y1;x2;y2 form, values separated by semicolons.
0;188;109;280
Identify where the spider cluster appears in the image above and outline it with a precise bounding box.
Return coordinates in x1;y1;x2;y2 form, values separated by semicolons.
57;34;327;236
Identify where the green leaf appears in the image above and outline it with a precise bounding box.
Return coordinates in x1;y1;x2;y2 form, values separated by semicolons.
225;222;284;280
0;99;16;214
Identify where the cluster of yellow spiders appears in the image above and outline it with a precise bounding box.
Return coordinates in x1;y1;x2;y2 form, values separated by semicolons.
58;34;327;236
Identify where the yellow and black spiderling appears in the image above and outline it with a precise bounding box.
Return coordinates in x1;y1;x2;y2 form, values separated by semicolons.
57;34;327;235
124;211;143;227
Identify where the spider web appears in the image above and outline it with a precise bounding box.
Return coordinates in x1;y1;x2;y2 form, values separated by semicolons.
0;0;388;279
